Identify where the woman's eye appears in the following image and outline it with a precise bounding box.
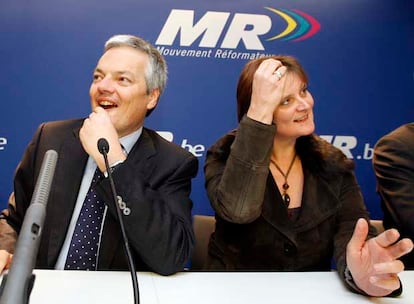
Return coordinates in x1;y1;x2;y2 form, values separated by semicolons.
280;99;290;106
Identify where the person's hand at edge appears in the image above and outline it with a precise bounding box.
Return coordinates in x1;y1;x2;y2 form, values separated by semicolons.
0;250;13;273
346;218;413;297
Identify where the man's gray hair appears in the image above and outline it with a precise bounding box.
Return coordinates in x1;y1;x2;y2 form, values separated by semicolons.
104;35;167;114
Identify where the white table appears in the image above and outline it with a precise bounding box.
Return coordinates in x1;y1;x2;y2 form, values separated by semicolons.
1;270;413;304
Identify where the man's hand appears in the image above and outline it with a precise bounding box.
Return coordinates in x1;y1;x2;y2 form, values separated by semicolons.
79;107;126;172
346;218;413;296
0;250;13;273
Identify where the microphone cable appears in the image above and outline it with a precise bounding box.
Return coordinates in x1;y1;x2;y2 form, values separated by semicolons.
97;138;140;304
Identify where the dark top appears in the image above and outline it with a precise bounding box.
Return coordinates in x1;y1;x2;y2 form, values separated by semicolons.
373;122;414;269
0;118;198;275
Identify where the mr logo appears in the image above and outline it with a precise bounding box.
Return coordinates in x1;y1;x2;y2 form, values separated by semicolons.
156;9;320;51
320;135;374;160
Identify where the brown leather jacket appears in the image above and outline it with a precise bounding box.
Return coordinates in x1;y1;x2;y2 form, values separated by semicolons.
204;116;375;284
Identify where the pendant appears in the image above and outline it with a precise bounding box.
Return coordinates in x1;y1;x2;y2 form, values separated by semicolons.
283;183;289;190
283;193;290;207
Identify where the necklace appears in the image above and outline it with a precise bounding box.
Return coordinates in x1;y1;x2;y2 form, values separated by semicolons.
271;153;297;207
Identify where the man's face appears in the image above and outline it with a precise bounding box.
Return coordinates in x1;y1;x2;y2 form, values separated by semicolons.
89;46;159;137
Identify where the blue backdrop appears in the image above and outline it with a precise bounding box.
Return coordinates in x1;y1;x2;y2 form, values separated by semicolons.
1;0;413;219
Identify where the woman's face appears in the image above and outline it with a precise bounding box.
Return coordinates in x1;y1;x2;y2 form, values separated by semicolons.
273;72;315;140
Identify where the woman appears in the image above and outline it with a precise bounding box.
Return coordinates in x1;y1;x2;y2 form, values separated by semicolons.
204;56;413;296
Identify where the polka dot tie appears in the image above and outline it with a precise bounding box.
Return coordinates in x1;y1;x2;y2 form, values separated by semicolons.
64;169;105;270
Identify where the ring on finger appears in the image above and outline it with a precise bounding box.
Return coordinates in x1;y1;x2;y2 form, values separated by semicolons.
273;70;283;79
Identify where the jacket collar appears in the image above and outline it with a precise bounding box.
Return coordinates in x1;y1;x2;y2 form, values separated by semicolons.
46;122;88;265
96;128;158;268
262;167;342;244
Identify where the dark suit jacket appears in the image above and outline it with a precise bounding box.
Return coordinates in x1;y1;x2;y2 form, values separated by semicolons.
204;116;375;285
373;122;414;269
0;118;198;275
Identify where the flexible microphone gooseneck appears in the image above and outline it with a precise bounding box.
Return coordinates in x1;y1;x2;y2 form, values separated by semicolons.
97;138;140;304
0;150;58;304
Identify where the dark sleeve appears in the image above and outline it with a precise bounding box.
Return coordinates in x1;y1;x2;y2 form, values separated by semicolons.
0;123;45;252
0;194;19;253
204;115;275;223
97;149;198;276
373;129;414;236
341;265;402;297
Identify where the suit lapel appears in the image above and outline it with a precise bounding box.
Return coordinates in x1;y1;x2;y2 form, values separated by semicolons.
44;125;88;266
127;128;157;176
98;128;157;268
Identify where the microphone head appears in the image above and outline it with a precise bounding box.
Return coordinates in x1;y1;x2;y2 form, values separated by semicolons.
97;138;110;155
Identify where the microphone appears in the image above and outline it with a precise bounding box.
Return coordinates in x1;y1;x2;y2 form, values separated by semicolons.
0;150;58;304
97;138;140;304
97;138;109;155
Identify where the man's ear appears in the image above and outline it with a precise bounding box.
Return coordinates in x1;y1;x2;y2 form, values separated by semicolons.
147;89;160;110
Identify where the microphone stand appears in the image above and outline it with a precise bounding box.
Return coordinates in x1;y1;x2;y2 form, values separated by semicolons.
97;139;140;304
0;150;58;304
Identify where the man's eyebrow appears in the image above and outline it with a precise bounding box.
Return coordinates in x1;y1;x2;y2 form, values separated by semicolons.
115;70;135;76
93;68;135;77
